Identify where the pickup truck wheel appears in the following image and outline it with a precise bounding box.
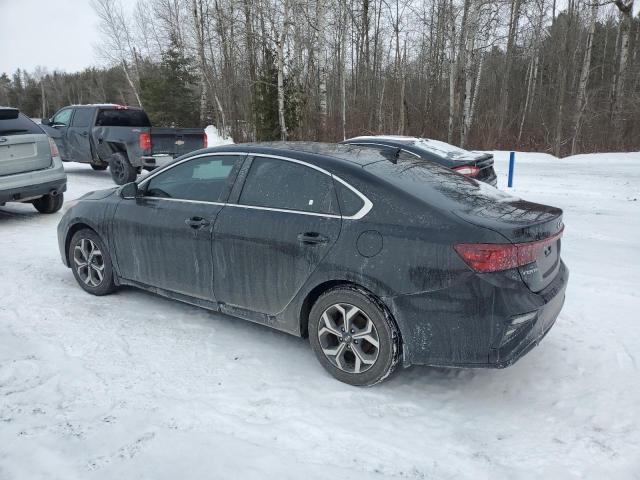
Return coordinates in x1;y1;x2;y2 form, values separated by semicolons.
32;193;64;214
108;152;137;185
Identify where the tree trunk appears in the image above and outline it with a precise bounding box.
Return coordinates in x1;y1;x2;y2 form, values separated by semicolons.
459;0;478;148
316;0;328;138
571;3;597;155
276;0;290;141
498;0;522;139
447;0;456;143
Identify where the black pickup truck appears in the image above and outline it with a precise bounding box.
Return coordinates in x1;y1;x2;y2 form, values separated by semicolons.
41;104;206;184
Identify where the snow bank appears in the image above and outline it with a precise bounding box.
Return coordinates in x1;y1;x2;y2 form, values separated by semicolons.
205;125;234;147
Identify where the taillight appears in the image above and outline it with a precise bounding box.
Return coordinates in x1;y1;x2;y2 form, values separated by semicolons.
203;131;208;148
139;132;152;151
48;137;60;157
453;165;480;177
454;228;564;273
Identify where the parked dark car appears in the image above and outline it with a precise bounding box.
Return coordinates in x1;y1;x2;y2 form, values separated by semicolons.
41;104;206;185
0;106;67;213
57;142;567;385
342;135;498;185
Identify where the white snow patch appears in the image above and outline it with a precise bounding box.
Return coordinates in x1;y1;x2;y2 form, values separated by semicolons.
0;151;639;478
205;125;234;147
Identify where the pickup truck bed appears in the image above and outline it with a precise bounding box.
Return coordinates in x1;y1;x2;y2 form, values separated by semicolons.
42;104;206;185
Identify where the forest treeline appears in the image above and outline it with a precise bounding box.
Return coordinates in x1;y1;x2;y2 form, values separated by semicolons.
0;0;638;155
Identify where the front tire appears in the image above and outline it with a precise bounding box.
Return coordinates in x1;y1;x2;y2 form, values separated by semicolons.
108;152;137;185
309;286;400;386
68;229;116;296
32;193;64;214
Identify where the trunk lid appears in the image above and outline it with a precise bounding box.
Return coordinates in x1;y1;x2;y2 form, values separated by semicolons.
0;133;52;176
454;193;563;293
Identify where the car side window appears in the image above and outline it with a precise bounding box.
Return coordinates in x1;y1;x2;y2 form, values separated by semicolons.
238;157;338;215
145;155;241;203
71;108;93;127
52;108;72;126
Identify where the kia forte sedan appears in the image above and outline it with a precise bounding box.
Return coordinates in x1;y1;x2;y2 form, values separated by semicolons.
57;143;568;386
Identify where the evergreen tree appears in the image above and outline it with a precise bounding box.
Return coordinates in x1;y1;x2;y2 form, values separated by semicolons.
254;48;303;141
140;34;199;127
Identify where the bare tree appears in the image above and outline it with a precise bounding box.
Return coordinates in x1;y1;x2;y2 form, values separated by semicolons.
91;0;143;106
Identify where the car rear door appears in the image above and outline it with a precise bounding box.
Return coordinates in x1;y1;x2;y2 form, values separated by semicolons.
112;153;244;300
0;111;52;176
66;108;94;162
212;155;342;315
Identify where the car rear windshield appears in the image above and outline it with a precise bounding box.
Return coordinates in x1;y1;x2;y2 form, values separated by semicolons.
0;113;44;136
95;109;151;127
365;155;515;208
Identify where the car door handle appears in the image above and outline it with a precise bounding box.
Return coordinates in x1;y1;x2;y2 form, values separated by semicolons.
80;131;88;137
297;232;329;245
185;217;210;229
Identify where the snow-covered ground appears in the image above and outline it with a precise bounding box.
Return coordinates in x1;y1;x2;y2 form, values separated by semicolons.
1;151;639;479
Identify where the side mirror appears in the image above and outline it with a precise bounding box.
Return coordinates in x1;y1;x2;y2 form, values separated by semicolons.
119;182;139;199
41;117;51;126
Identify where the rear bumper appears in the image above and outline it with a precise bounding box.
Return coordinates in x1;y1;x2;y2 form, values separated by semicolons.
386;261;569;368
0;176;67;204
484;173;498;187
141;155;175;168
0;157;67;204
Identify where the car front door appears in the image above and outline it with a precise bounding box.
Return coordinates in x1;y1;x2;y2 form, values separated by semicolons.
43;108;73;160
213;155;342;315
66;108;94;162
112;153;244;300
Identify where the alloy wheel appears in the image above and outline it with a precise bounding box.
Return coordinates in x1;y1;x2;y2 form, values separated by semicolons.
73;238;105;287
317;303;380;374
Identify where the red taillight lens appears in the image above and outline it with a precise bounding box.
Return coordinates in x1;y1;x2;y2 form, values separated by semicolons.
454;228;564;273
139;132;152;151
203;131;208;148
48;137;59;157
453;165;480;177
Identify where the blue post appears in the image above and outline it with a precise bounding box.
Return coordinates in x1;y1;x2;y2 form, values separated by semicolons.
507;151;515;188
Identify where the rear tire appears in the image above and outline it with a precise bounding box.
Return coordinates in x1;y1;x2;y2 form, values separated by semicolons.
68;229;116;296
309;286;401;386
108;152;137;185
32;193;64;214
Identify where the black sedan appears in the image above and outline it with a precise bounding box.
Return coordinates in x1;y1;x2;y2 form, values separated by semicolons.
342;135;498;185
58;143;568;386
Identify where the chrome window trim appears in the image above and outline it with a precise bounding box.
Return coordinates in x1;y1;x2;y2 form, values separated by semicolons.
136;151;373;220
